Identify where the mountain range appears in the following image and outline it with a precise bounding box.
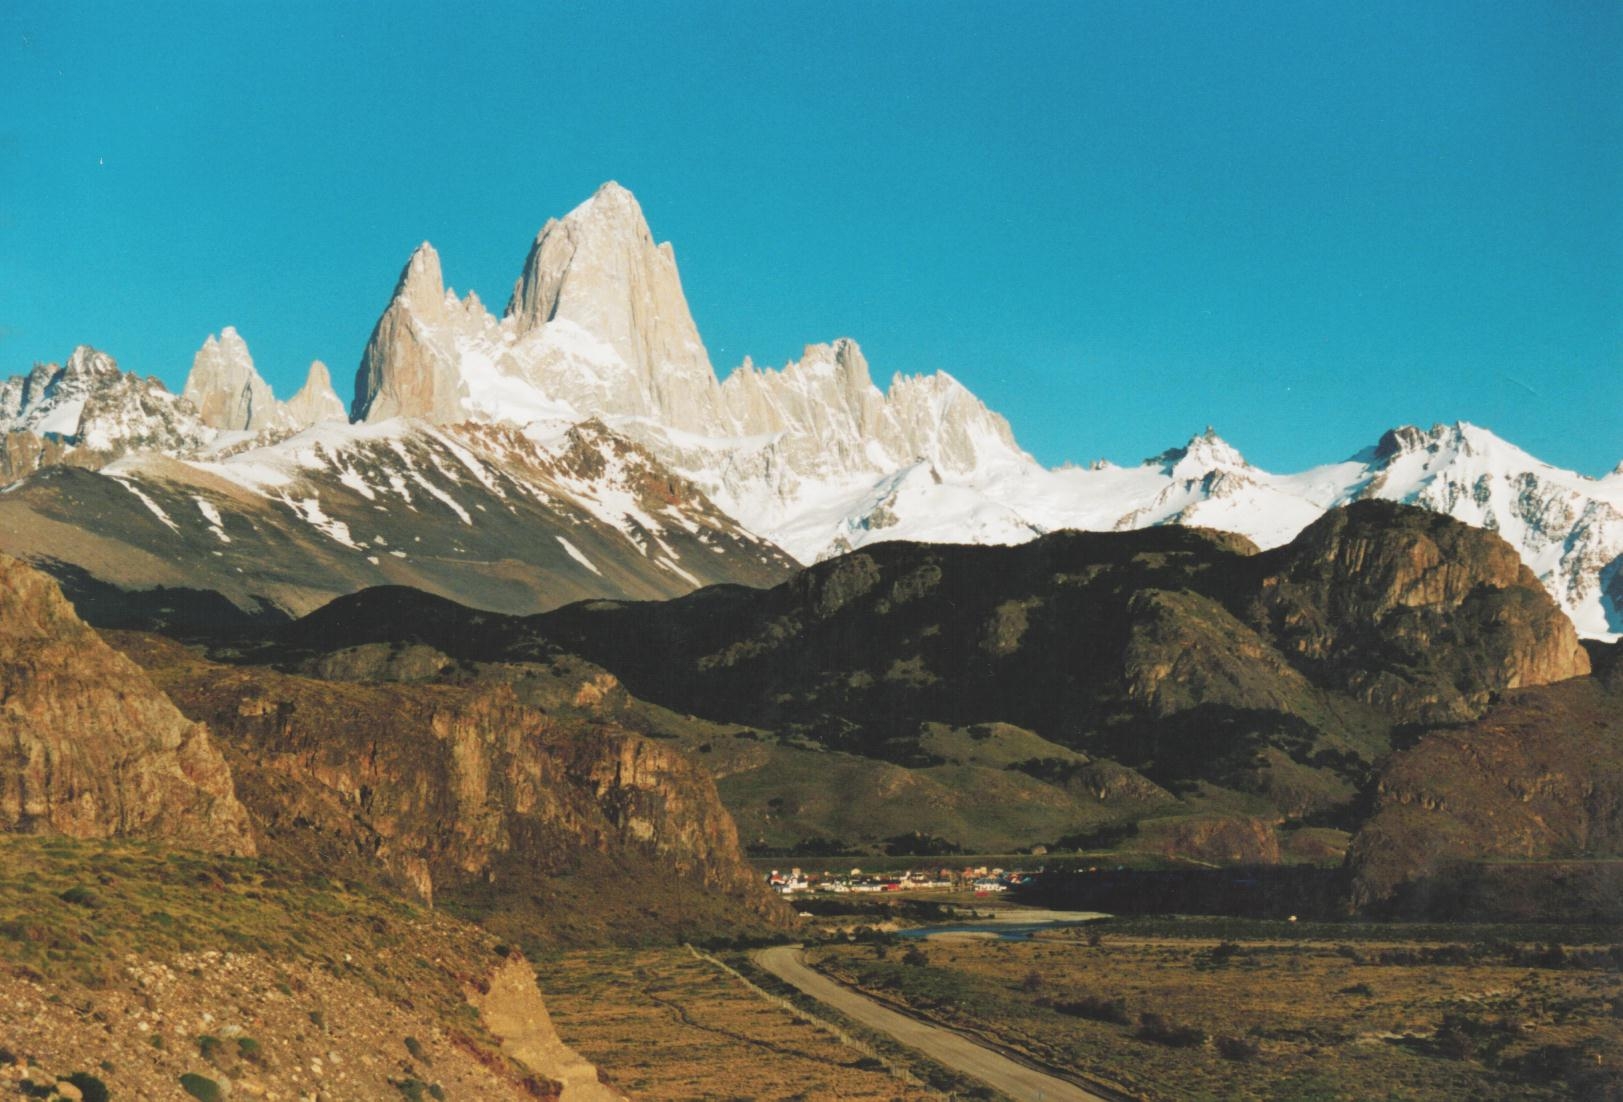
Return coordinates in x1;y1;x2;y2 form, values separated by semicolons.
2;181;1618;639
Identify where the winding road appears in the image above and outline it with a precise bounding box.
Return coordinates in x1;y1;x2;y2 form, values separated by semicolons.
751;944;1114;1102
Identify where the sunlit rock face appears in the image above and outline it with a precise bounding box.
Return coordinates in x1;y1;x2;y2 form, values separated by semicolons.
0;554;253;855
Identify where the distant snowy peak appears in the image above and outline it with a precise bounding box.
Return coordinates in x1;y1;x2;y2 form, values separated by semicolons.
504;182;719;429
1150;428;1253;481
183;327;280;432
1346;420;1623;640
346;182;1027;522
715;338;1027;478
0;346;212;470
775;415;1622;640
351;243;471;424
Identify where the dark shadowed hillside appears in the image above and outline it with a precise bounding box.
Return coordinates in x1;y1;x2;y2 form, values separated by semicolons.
232;502;1596;866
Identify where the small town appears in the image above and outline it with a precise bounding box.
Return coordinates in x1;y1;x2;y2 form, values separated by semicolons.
765;865;1037;896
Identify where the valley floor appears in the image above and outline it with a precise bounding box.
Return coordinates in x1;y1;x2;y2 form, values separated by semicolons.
535;946;940;1100
805;918;1622;1101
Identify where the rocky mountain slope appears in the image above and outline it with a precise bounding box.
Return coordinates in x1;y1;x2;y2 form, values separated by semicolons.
4;181;1617;639
1347;645;1623;918
0;553;253;853
0;835;621;1102
0;416;793;626
111;628;789;947
256;502;1589;861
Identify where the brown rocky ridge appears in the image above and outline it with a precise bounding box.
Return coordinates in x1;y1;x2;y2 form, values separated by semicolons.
1347;653;1623;919
0;553;253;855
110;630;791;949
246;500;1592;875
0;555;635;1099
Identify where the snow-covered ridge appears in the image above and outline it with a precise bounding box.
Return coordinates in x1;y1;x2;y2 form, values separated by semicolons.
5;182;1619;639
772;420;1623;640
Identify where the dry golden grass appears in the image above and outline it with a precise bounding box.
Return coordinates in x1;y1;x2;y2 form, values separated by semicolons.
811;929;1623;1101
538;947;938;1101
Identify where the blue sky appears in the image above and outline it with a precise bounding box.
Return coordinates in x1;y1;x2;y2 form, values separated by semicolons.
2;2;1619;473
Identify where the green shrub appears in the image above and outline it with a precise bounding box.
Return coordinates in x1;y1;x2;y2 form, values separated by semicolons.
393;1079;429;1102
1216;1036;1260;1062
197;1034;224;1064
1135;1012;1207;1048
59;885;100;908
65;1072;110;1102
237;1036;263;1064
1051;994;1130;1025
403;1035;428;1063
180;1073;223;1102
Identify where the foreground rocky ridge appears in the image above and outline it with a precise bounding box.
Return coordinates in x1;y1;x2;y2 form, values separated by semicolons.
0;554;254;854
0;553;784;944
110;629;789;946
0;836;621;1101
0;554;810;1088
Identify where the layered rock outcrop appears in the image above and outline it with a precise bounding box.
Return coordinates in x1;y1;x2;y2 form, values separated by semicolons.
1249;500;1591;723
115;633;789;943
0;556;253;853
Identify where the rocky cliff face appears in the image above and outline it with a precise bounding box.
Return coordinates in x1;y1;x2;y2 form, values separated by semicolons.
113;632;789;944
284;358;346;425
1249;501;1591;724
183;327;284;432
1347;672;1623;915
182;328;345;433
0;556;253;854
352;243;477;423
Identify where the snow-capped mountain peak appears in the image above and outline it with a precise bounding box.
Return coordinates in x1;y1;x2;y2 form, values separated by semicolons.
1153;428;1252;481
4;181;1618;641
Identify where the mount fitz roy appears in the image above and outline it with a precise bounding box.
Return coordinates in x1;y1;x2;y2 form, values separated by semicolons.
2;181;1619;638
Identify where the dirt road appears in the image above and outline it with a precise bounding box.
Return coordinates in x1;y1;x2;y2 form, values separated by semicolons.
751;944;1114;1102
